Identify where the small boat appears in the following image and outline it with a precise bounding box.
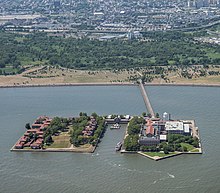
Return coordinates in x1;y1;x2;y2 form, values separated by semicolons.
115;142;122;151
110;123;121;129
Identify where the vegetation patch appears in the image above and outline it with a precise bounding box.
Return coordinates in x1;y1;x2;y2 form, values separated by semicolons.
70;112;106;147
46;132;71;148
124;117;145;151
0;31;219;75
42;117;70;146
191;148;200;152
180;142;196;152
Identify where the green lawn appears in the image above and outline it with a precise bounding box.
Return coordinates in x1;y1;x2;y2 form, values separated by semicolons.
15;37;27;42
45;132;71;148
190;148;199;152
143;152;177;158
0;66;18;74
180;143;195;151
206;51;220;59
46;141;70;148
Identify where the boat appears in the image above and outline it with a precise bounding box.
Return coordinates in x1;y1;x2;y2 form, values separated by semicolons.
115;142;122;151
110;123;121;129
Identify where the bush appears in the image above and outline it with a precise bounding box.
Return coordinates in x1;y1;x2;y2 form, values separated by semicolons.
183;146;188;152
163;146;169;154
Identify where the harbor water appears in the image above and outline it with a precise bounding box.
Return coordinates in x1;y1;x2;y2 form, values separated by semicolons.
0;86;220;193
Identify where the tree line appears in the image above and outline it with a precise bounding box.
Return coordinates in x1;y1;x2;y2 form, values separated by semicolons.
0;30;219;73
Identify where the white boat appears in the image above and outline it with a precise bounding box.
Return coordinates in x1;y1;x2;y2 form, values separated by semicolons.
110;123;121;129
115;142;122;151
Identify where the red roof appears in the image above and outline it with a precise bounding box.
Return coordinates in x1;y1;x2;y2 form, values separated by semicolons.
146;125;154;135
20;136;27;142
32;116;52;130
27;129;38;133
24;140;34;146
146;120;154;135
43;122;51;126
15;141;24;147
36;131;44;135
32;123;43;128
30;143;41;147
35;138;43;144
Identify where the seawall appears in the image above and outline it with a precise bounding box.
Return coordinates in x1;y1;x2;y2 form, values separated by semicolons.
1;82;220;89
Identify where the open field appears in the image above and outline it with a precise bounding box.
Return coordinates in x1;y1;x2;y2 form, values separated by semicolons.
0;65;220;87
180;143;196;152
0;67;134;86
190;148;200;152
44;131;95;152
46;132;71;148
168;75;220;84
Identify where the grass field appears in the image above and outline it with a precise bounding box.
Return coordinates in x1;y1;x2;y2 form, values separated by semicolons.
0;65;219;86
44;132;95;152
169;75;220;84
190;148;200;152
46;132;71;148
180;143;196;152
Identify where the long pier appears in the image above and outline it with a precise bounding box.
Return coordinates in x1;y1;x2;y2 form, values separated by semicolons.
139;81;155;118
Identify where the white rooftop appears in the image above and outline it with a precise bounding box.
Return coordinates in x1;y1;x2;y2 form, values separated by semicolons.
184;124;190;133
165;121;184;131
125;115;130;119
160;135;167;141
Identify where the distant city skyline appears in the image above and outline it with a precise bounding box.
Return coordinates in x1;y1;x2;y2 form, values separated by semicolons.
0;0;220;33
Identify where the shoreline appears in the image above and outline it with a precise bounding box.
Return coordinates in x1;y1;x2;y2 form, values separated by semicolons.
1;82;220;89
10;147;95;153
137;151;202;161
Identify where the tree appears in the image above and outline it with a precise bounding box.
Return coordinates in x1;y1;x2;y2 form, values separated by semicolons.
155;113;160;118
167;144;174;152
142;112;146;117
183;146;188;152
91;112;98;118
159;142;167;149
149;146;157;152
33;133;38;141
163;145;169;154
25;123;31;130
28;132;33;138
79;112;87;117
124;135;140;151
192;137;199;148
147;113;152;118
45;135;53;144
140;145;149;152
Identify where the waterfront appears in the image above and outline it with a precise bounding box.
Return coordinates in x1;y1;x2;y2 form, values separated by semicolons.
0;86;220;193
